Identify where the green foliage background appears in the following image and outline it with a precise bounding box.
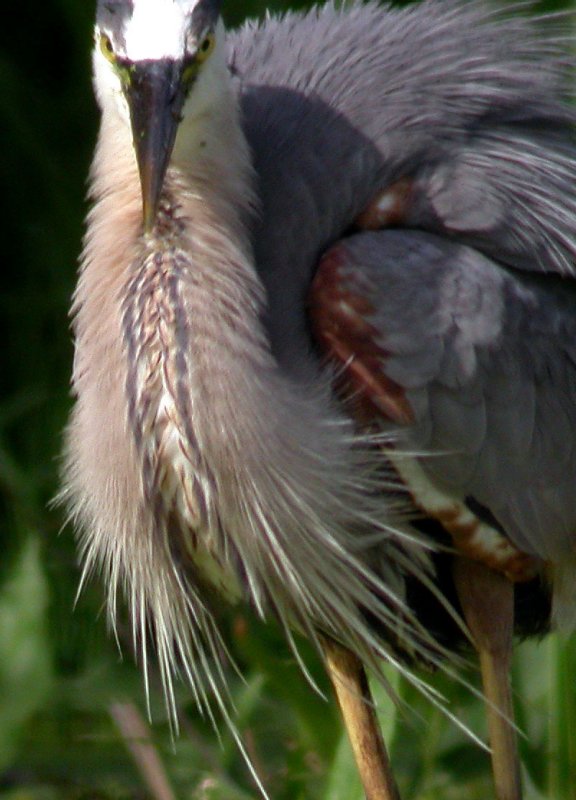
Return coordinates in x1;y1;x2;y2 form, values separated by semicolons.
1;1;575;798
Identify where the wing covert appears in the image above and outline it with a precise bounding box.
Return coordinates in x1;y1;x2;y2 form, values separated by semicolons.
310;229;576;562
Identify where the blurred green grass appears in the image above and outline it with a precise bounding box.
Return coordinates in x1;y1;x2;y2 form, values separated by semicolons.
1;0;575;797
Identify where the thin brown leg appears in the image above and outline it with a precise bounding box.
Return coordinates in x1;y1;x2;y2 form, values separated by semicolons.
453;557;522;800
321;636;401;800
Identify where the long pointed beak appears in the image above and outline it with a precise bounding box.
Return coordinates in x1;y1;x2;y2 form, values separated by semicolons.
125;59;187;232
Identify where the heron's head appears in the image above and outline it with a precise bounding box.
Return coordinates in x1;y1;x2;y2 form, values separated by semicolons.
94;0;224;231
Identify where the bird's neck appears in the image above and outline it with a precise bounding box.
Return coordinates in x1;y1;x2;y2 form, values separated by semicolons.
109;94;366;601
80;95;281;593
88;81;319;476
73;74;413;664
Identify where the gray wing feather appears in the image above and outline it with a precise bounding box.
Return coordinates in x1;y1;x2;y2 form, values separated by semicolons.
333;229;576;561
409;133;576;275
229;2;576;560
229;0;576;291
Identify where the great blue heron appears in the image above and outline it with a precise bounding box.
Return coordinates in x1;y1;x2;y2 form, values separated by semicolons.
62;0;576;797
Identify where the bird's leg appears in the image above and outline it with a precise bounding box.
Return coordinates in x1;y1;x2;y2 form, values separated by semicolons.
452;556;522;800
321;636;401;800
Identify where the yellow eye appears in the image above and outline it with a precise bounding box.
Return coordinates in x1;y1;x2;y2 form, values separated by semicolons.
196;32;215;63
99;33;116;63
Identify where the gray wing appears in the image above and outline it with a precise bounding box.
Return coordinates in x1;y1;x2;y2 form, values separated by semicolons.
229;1;576;563
230;0;576;291
310;229;576;564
